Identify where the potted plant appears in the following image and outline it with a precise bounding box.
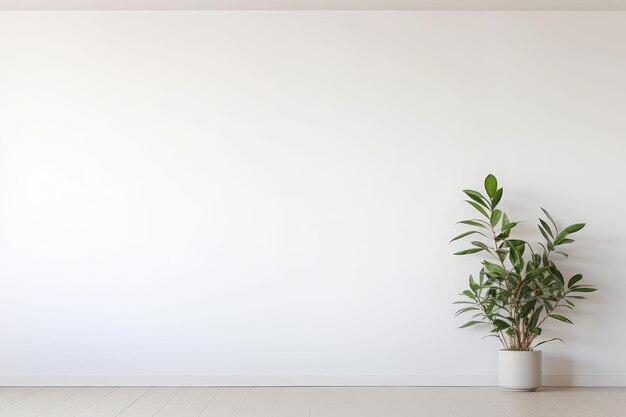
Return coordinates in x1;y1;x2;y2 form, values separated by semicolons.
451;174;596;391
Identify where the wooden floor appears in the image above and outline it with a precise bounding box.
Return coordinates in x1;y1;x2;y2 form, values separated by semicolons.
0;386;625;417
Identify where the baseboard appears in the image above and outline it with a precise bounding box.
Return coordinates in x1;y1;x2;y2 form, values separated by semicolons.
1;374;625;386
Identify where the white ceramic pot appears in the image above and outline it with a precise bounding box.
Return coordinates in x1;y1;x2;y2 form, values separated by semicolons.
498;350;542;391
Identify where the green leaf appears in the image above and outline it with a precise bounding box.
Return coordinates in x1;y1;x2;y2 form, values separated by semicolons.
549;314;573;324
564;223;585;234
490;209;502;227
530;327;542;335
554;230;571;245
455;306;480;317
459;320;486;328
469;274;477;290
539;219;554;238
549;264;564;284
541;207;558;232
454;248;484;255
532;338;564;349
463;190;489;207
538;225;552;243
450;230;485;242
559;238;575;245
457;220;488;229
484;174;497;198
520;300;536;317
502;222;518;232
569;286;597;293
462;289;476;299
508;239;527;252
493;319;510;331
495;249;508;262
568;274;583;287
471;241;490;250
482;261;507;278
465;200;489;218
492;188;503;208
528;306;543;329
509;246;522;273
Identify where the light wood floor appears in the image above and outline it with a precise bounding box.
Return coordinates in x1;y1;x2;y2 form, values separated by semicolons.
0;386;624;417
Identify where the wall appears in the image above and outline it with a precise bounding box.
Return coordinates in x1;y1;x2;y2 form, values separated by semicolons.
0;11;625;386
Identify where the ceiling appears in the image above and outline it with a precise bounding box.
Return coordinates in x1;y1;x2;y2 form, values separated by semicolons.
1;0;625;10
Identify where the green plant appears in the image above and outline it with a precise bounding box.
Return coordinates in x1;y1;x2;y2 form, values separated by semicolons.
452;174;596;351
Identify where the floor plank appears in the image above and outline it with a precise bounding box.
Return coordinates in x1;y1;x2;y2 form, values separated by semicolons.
0;388;45;410
311;387;373;417
0;387;83;417
575;387;626;417
387;387;473;417
273;387;311;417
237;387;280;417
536;387;617;417
117;387;180;417
38;388;117;417
74;387;149;417
438;387;528;417
154;387;218;417
199;387;250;417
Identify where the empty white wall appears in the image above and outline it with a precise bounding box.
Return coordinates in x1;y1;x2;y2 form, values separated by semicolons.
1;11;625;386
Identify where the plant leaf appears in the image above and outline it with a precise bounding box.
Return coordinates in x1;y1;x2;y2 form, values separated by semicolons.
541;207;558;232
528;306;543;329
454;248;484;255
450;230;485;242
568;274;583;287
484;174;497;198
463;190;489;207
482;261;507;278
532;338;564;349
538;225;552;242
553;230;569;245
459;320;487;328
492;188;503;208
455;306;480;317
471;241;490;250
493;319;510;331
490;209;503;227
539;219;554;238
549;314;573;324
465;200;489;218
569;286;597;293
457;220;488;229
564;223;585;234
502;222;518;233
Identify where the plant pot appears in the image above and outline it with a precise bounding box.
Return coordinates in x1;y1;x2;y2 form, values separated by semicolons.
498;350;542;391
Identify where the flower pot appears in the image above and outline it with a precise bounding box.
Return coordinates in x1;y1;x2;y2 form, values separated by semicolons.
498;350;542;391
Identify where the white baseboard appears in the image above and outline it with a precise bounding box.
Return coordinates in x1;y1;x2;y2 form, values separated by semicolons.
1;374;625;386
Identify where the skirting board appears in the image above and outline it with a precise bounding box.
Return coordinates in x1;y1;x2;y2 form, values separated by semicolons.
1;375;625;386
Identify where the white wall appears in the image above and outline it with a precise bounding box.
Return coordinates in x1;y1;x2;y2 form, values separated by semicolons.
1;11;625;386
